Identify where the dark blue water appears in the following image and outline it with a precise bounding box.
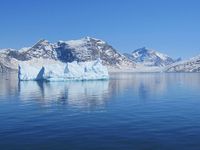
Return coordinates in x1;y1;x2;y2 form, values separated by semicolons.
0;73;200;150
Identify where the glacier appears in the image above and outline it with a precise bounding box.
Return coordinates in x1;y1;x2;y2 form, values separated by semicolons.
18;58;109;81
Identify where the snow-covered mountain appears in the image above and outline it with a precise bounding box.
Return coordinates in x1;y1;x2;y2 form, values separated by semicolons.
0;37;135;72
124;47;177;67
0;49;19;72
55;37;135;69
1;37;200;73
165;55;200;72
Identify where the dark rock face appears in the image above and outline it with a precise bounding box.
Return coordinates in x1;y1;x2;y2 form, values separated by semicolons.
55;42;81;63
7;51;29;61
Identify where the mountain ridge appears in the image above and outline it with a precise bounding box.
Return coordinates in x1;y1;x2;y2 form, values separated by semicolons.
124;47;177;67
0;37;135;72
165;55;200;72
0;37;199;73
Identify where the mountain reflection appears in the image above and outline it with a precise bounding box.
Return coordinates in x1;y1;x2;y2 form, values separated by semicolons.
0;73;200;108
109;73;200;100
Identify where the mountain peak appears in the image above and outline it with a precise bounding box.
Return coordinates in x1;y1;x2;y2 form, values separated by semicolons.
83;36;97;40
32;39;49;48
128;47;176;67
84;36;93;41
138;46;147;50
133;47;155;53
81;36;106;44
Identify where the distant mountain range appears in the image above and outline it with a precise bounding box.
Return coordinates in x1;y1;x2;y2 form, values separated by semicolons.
124;47;180;67
0;37;199;72
165;55;200;72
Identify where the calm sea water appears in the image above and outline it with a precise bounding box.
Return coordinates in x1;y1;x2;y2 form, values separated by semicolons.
0;73;200;150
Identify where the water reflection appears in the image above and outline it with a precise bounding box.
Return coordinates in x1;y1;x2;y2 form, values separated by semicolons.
110;73;200;100
0;73;200;108
18;80;110;108
1;73;200;150
0;73;19;98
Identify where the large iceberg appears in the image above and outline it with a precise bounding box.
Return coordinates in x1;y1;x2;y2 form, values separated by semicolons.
18;58;109;81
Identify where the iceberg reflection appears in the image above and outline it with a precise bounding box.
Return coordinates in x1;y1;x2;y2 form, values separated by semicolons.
18;80;110;108
0;73;200;108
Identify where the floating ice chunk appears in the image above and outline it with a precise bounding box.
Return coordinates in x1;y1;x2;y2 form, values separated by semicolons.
18;58;109;81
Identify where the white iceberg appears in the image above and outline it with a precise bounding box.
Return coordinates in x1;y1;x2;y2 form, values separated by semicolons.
18;58;109;81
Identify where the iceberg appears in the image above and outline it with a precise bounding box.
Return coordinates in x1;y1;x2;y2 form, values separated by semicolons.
18;58;109;81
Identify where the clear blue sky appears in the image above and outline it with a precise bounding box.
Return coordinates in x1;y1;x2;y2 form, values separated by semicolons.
0;0;200;59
